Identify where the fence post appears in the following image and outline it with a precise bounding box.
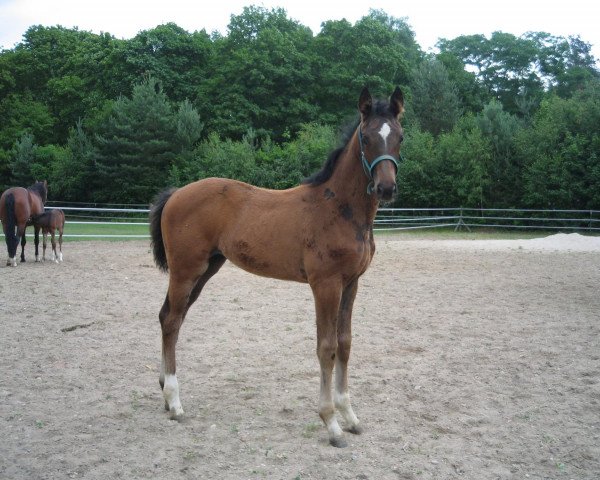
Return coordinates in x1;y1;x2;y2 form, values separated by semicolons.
454;208;471;232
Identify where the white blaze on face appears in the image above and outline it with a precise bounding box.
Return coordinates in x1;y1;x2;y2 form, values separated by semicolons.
379;122;391;148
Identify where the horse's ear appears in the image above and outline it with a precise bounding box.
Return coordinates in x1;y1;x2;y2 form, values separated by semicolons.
358;87;372;120
390;87;404;119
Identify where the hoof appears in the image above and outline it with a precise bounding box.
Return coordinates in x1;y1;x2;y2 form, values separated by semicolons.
347;424;363;435
169;406;184;421
329;435;348;448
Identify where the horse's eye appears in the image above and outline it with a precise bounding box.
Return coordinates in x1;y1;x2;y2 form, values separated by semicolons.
362;136;369;145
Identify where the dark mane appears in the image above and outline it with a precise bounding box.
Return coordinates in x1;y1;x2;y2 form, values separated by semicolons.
302;99;397;187
28;181;47;202
302;120;358;186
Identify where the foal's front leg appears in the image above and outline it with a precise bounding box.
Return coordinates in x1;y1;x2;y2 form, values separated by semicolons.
335;279;362;434
312;279;346;447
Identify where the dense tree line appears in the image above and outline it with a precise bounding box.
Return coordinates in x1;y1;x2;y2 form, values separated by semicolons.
1;6;598;208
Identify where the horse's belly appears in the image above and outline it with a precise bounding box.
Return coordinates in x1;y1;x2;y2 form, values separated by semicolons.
221;235;307;283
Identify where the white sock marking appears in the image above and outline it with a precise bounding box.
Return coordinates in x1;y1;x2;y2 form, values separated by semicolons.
163;374;184;417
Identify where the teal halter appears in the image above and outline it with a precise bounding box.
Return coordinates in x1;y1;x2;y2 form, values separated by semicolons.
358;126;401;195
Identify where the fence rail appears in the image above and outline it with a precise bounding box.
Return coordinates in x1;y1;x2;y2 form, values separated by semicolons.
2;205;599;238
369;207;600;232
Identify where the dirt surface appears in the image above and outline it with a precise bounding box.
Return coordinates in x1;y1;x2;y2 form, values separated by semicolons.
1;235;599;479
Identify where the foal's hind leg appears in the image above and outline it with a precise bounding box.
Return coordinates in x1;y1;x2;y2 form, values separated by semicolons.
50;230;59;263
159;254;226;419
42;231;48;261
335;279;362;434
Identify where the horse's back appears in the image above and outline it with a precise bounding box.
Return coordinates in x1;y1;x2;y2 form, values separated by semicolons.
52;209;65;228
36;209;65;231
163;177;300;229
161;177;309;281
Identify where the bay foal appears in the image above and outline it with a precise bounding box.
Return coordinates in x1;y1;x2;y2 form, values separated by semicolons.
33;209;65;263
150;88;404;446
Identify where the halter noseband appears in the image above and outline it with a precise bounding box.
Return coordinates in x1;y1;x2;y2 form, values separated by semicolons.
358;127;401;195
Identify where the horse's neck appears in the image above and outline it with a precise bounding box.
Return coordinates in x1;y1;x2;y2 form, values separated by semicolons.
27;189;45;214
326;137;379;225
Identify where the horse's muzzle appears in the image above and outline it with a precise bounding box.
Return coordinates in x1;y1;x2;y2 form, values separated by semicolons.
375;182;397;202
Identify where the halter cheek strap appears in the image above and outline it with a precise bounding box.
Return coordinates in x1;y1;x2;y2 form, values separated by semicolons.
358;127;401;195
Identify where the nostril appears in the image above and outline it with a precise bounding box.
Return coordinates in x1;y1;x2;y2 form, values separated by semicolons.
376;184;384;196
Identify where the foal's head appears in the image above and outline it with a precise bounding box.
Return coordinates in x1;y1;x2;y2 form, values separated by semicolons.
358;87;404;202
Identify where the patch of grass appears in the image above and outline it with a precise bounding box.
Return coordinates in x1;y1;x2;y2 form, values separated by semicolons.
183;450;199;461
302;422;321;438
15;222;149;242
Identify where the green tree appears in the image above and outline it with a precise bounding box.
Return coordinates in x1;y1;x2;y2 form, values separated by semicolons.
313;10;421;125
0;26;128;146
10;132;37;185
121;23;213;102
410;57;461;136
519;81;600;209
169;99;204;185
182;131;260;185
200;6;316;140
94;77;176;203
436;50;489;113
50;120;98;201
397;118;491;208
396;127;437;206
436;116;491;207
0;149;10;190
527;33;599;97
475;101;523;206
0;93;54;150
438;32;546;115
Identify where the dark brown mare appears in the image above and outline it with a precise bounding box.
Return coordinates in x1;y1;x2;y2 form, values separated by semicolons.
150;88;404;447
0;180;48;267
32;209;65;263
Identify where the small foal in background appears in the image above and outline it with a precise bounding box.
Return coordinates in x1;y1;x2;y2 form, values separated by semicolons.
33;209;65;263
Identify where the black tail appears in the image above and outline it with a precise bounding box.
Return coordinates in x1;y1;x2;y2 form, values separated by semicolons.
4;193;18;258
149;188;177;272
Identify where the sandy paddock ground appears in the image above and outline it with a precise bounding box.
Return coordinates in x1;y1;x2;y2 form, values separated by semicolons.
1;234;599;479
